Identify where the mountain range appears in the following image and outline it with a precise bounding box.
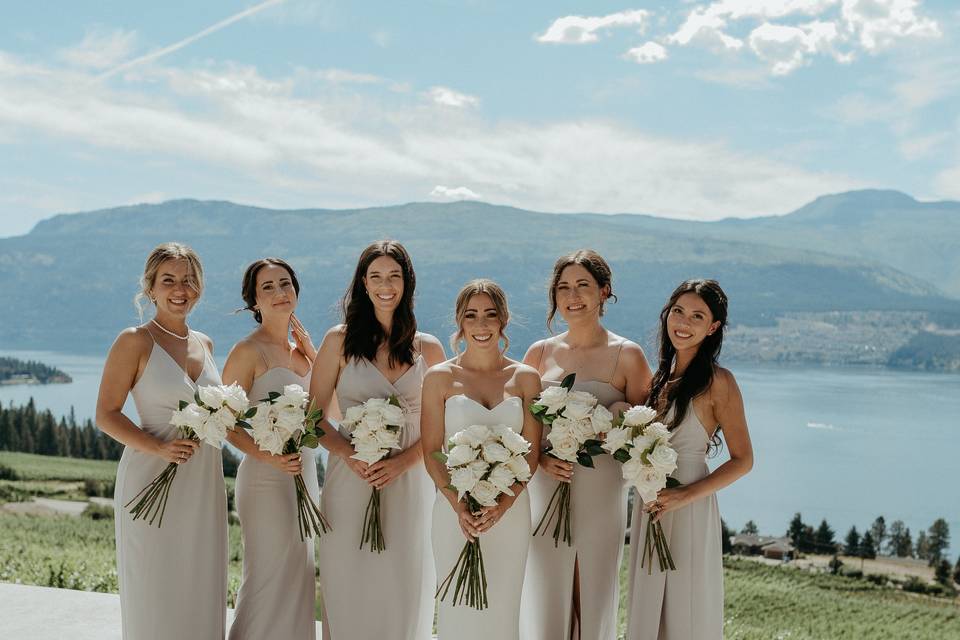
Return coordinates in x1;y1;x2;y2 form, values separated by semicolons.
1;189;958;369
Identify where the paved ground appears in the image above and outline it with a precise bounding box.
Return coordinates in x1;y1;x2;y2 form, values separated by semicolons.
0;582;323;639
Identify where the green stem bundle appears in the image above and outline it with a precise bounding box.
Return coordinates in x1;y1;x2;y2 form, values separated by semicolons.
532;481;572;547
294;473;331;540
641;517;676;574
360;488;385;552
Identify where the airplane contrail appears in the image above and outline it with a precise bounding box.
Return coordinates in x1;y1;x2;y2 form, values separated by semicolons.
99;0;285;79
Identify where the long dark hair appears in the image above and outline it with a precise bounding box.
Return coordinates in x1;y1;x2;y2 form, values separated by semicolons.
648;279;728;446
239;257;300;324
547;249;617;331
341;240;417;367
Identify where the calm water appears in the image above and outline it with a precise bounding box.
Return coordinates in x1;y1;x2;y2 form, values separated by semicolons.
2;349;958;540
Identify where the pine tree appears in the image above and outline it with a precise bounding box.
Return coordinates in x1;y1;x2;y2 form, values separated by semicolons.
915;531;930;560
788;513;806;550
36;411;58;456
721;519;733;555
845;526;860;556
927;519;950;566
870;516;887;555
741;520;759;535
860;531;877;559
953;556;960;586
935;559;951;586
0;409;14;451
887;520;911;557
815;519;837;553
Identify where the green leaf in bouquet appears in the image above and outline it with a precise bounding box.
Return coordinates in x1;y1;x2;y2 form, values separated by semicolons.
613;448;631;464
577;452;595;468
243;407;258;419
583;440;606;457
388;394;402;408
560;372;576;390
178;400;189;410
300;433;320;449
431;451;448;463
267;391;281;401
666;477;682;489
194;390;203;407
236;420;251;430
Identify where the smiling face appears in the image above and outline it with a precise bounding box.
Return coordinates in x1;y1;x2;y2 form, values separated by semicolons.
460;293;503;352
665;292;721;352
363;255;404;315
555;263;608;324
149;258;200;319
255;263;298;323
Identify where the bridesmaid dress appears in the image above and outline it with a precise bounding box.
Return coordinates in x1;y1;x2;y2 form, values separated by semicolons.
114;332;227;640
229;365;320;640
317;353;434;640
432;394;532;640
625;403;723;640
521;378;627;640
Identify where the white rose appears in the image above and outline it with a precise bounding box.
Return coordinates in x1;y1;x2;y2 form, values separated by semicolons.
481;441;511;464
341;405;365;428
279;384;309;409
549;416;576;439
504;456;531;482
630;466;667;504
572;418;596;441
536;386;568;414
470;480;500;507
351;439;386;465
621;456;645;482
220;383;250;413
631;432;657;455
364;398;388;411
649;441;678;475
563;400;595;422
211;406;237;431
601;426;631;454
170;403;209;432
255;429;285;456
247;402;273;433
198;385;226;409
201;412;230;448
467;459;490;479
361;412;384;431
645;421;671;441
465;424;493;446
382;404;405;427
487;463;518;493
375;426;402;449
447;444;480;467
548;433;580;462
493;427;530;456
449;466;480;499
275;406;305;436
590;404;614;435
623;405;658;427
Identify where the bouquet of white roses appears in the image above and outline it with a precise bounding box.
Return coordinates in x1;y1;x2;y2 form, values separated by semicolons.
433;423;532;609
125;383;252;527
602;404;680;572
339;395;404;553
529;373;613;546
247;383;329;540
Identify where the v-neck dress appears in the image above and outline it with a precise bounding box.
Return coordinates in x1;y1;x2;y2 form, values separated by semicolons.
229;366;320;640
318;355;435;640
114;334;227;640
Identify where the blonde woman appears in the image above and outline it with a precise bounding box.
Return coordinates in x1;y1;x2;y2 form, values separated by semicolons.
422;279;542;640
96;242;227;639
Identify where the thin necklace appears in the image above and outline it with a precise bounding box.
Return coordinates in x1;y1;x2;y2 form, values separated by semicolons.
151;318;189;341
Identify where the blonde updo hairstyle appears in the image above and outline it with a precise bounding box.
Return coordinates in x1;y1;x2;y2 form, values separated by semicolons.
451;278;510;355
134;242;205;319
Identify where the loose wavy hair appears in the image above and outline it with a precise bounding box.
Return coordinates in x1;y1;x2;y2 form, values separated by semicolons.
451;278;511;355
134;242;204;319
547;249;617;331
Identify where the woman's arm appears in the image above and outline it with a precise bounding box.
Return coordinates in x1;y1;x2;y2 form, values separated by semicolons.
308;327;370;481
620;340;653;406
222;341;302;475
95;329;198;464
650;368;753;520
366;333;448;489
421;365;481;540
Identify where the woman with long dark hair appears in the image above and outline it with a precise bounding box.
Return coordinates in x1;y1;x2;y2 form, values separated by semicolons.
625;279;753;640
222;258;319;640
521;249;651;640
309;240;446;640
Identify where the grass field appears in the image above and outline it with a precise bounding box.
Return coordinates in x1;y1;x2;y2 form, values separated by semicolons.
1;452;958;637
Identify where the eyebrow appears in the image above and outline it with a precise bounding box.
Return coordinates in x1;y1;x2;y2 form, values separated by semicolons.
466;306;498;313
558;278;591;284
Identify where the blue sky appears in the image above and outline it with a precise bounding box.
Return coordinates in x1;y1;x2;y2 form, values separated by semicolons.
1;0;958;236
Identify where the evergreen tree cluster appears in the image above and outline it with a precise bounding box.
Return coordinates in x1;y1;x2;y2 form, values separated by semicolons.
0;357;71;383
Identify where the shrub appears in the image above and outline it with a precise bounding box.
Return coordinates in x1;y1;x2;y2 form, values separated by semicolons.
83;478;115;497
0;463;19;481
82;502;114;520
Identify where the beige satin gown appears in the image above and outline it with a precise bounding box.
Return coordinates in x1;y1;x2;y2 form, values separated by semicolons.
625;403;723;640
317;354;435;640
229;365;320;640
114;333;227;640
521;378;627;640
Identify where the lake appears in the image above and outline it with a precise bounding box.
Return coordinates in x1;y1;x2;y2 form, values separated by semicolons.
2;349;958;542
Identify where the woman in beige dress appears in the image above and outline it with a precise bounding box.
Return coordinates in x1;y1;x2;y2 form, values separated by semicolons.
422;279;542;640
626;279;753;640
309;240;446;640
96;243;227;640
223;258;320;640
521;250;652;640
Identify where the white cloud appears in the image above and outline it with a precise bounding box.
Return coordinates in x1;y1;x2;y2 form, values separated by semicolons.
899;132;949;161
699;0;840;20
537;10;650;44
426;86;479;108
430;185;481;200
624;42;668;64
60;28;138;70
748;21;845;75
668;7;744;50
311;68;385;85
0;55;862;220
841;0;940;51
